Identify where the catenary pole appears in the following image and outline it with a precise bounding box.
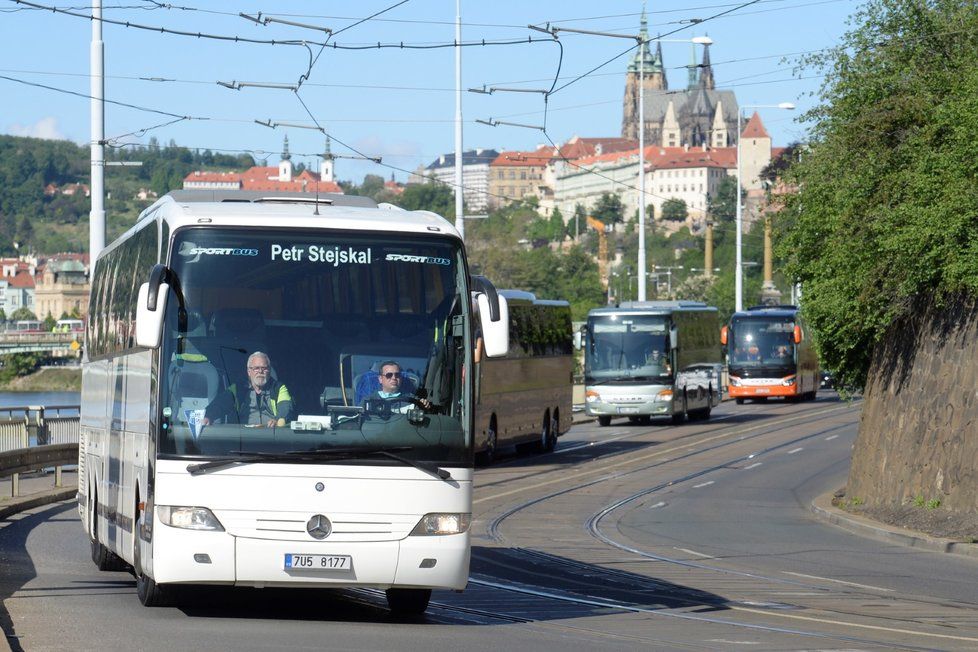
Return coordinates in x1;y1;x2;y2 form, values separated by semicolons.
454;0;464;238
90;0;105;261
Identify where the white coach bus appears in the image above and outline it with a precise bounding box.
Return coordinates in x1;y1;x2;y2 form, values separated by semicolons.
473;290;574;465
577;301;722;426
79;190;508;614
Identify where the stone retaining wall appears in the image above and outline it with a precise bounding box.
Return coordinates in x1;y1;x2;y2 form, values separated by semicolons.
848;297;978;513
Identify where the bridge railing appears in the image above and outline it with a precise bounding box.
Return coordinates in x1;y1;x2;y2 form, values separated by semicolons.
0;405;80;498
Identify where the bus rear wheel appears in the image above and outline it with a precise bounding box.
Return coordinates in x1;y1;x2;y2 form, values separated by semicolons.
90;493;126;572
386;588;431;616
539;410;558;452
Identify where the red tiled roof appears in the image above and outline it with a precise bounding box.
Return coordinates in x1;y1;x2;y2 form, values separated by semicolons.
8;271;34;289
557;137;637;161
574;145;738;170
490;147;555;167
184;166;343;194
741;112;770;139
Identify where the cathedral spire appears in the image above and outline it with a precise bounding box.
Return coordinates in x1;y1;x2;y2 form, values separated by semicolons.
628;4;656;75
687;43;698;89
699;39;715;90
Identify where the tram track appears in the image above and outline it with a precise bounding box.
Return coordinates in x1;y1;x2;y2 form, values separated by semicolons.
469;399;978;649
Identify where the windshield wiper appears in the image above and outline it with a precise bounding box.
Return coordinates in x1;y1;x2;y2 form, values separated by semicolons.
187;446;453;482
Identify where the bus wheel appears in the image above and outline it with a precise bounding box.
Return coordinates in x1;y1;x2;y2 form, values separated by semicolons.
386;588;431;616
134;532;171;607
90;494;126;572
735;398;745;405
597;416;612;427
671;395;688;425
539;410;558;453
476;418;497;466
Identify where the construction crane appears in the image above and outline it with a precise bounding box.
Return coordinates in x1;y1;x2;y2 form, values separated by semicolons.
586;215;609;290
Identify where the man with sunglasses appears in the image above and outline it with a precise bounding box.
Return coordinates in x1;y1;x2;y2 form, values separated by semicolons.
370;361;430;410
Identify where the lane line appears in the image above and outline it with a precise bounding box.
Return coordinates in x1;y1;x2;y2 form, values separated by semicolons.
675;547;714;559
825;434;839;441
475;403;856;505
787;447;804;455
744;462;762;470
692;481;714;489
782;571;894;593
648;501;666;509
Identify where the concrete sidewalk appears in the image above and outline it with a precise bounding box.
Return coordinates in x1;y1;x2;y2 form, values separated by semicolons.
0;470;77;521
811;490;978;560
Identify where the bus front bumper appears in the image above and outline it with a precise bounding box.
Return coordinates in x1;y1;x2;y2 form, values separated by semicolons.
584;387;673;418
151;523;470;590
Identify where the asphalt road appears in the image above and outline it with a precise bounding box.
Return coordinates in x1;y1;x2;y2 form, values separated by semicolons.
3;394;978;651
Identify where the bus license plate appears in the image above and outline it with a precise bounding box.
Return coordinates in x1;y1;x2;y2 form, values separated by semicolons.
618;407;640;414
284;554;351;571
754;388;771;394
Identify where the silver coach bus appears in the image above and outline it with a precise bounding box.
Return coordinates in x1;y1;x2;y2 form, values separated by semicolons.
577;301;722;427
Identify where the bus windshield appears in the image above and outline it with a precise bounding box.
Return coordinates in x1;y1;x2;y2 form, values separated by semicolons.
729;317;795;367
158;227;469;465
586;314;671;381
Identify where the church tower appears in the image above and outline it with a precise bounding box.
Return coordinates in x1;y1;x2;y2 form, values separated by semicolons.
278;135;293;182
699;41;715;90
321;135;335;183
621;8;666;141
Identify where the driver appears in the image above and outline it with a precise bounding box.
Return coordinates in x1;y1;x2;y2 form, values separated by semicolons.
370;361;431;410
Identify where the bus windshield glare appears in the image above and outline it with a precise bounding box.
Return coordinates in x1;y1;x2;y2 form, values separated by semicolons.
729;317;795;367
159;228;469;465
585;315;671;380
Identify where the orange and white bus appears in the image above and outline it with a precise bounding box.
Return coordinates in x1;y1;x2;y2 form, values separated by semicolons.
722;305;819;403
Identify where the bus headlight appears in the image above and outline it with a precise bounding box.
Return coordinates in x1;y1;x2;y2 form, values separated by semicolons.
585;390;601;403
781;376;796;386
656;389;674;402
729;376;742;387
157;506;225;531
410;513;471;536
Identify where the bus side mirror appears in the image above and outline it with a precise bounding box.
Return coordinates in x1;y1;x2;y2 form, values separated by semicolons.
136;281;169;349
793;325;803;344
478;293;509;357
669;327;679;350
720;325;728;346
573;330;583;350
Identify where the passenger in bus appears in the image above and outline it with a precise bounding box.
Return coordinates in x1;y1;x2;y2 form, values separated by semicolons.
773;344;791;360
201;351;295;427
368;361;431;410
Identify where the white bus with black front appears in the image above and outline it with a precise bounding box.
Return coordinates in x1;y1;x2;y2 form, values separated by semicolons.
79;190;508;614
577;301;722;426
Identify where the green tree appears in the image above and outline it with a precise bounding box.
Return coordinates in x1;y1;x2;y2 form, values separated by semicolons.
396;183;456;219
548;207;565;242
9;307;36;321
661;198;688;222
592;193;624;225
42;313;56;331
779;0;978;389
571;204;587;239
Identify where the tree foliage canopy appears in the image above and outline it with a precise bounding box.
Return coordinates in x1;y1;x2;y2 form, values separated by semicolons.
778;0;978;388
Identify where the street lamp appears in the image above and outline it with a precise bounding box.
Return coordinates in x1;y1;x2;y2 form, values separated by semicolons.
538;18;711;302
653;265;684;295
735;102;794;312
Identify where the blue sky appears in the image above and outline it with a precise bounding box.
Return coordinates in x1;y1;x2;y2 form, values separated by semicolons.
1;0;860;183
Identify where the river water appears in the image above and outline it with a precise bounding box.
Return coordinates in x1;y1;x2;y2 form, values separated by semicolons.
0;391;80;408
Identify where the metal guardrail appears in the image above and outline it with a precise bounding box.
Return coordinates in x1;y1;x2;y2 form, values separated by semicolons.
0;405;80;452
0;443;78;497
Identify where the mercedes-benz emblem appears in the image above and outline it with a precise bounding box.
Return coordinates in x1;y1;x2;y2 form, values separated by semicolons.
306;514;332;540
315;482;325;492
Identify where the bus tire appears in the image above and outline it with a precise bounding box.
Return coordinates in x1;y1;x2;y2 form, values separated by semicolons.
90;493;126;572
537;410;557;453
386;588;431;616
597;416;612;427
476;418;497;466
671;395;688;425
134;532;171;607
735;398;745;405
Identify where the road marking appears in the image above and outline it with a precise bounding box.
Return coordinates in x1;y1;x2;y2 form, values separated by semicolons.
675;547;714;559
692;480;714;489
648;501;666;509
782;571;894;593
787;447;804;454
825;434;839;441
474;403;856;505
744;462;762;470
